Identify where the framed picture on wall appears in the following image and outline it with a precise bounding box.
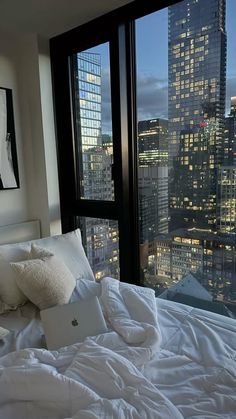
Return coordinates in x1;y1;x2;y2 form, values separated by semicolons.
0;87;19;190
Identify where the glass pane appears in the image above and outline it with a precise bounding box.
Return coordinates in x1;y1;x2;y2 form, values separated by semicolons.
77;217;119;280
71;43;114;200
136;0;236;318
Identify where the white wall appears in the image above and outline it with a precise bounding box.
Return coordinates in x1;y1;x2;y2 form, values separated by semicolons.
0;32;29;227
0;30;61;238
38;37;61;236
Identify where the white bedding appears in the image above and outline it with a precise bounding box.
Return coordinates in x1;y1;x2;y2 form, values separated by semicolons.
146;299;236;418
0;278;235;418
0;302;44;355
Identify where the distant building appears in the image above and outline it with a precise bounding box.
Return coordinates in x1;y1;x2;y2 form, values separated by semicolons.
223;96;236;165
154;228;236;302
138;119;169;273
156;229;203;285
138;119;168;167
139;166;168;243
170;121;217;230
217;166;236;233
168;0;227;230
85;219;119;281
102;134;113;156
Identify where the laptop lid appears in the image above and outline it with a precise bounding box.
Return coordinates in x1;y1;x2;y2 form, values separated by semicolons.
40;297;107;350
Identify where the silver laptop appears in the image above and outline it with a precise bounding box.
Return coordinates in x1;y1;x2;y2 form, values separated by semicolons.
40;297;107;350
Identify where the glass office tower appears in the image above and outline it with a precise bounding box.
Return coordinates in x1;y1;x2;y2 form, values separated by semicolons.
138;119;169;277
217;166;236;233
168;0;227;230
223;96;236;166
138;119;168;167
74;52;106;199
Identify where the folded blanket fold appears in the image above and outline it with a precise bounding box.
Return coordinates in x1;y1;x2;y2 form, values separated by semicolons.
100;277;162;358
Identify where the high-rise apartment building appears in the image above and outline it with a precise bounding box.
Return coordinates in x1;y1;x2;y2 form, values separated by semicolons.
73;52;103;198
138;119;168;167
138;119;169;273
223;96;236;165
170;120;218;230
168;0;227;229
139;166;169;242
218;97;236;233
217;166;236;233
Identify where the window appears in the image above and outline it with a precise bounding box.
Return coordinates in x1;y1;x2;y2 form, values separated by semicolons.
78;217;120;280
71;44;114;202
51;0;236;319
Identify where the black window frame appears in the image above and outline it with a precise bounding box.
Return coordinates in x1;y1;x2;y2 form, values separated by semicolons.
50;0;182;284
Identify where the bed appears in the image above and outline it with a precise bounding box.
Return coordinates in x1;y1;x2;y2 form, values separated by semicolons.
0;221;235;418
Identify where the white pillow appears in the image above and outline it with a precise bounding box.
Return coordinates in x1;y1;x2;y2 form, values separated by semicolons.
0;245;30;306
0;228;94;309
31;229;95;281
0;244;53;308
11;255;76;310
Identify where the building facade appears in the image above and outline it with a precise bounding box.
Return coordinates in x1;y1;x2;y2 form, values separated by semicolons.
138;119;168;167
168;0;227;229
217;166;236;233
138;119;169;276
223;96;236;165
155;228;236;302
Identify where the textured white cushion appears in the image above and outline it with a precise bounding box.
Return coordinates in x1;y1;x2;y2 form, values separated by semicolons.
11;255;76;310
30;244;53;259
0;245;30;306
0;228;94;309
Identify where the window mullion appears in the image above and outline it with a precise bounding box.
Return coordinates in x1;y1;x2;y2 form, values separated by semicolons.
110;23;140;284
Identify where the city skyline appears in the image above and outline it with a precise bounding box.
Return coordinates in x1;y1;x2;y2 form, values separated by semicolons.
85;0;236;134
136;0;235;122
73;0;236;309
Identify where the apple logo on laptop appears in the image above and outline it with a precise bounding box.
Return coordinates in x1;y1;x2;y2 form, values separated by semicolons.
71;318;79;327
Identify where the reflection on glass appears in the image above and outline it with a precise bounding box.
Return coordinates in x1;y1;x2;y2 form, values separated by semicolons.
77;217;120;281
72;44;114;201
136;0;236;318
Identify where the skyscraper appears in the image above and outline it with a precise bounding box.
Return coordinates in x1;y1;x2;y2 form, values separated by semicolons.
138;119;169;237
138;119;168;167
170;120;218;230
138;119;169;271
73;52;104;199
217;166;236;233
223;96;236;165
139;165;169;241
168;0;227;229
217;97;236;233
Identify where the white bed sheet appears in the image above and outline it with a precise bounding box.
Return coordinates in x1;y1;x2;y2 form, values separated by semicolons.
0;302;45;356
147;298;236;418
0;283;235;418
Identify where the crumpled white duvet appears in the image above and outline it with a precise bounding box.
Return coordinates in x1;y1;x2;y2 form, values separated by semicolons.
0;277;183;419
